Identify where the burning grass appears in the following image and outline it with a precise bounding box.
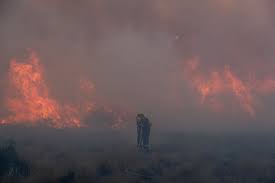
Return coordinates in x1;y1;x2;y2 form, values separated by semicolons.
0;51;131;129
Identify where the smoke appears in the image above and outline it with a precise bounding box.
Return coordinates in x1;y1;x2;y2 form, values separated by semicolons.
0;0;275;131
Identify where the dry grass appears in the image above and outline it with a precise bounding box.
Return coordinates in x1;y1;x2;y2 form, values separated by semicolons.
1;126;275;183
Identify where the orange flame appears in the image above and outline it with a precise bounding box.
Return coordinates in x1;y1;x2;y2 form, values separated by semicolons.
184;57;256;117
224;67;255;117
0;51;130;128
0;52;93;127
184;58;225;107
2;52;63;127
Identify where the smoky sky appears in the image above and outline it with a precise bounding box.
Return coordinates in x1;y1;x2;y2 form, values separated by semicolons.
0;0;275;131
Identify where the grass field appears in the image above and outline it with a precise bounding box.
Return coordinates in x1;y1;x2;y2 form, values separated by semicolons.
1;126;275;183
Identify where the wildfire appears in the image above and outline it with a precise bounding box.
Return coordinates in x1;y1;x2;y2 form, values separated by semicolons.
102;105;132;129
183;57;275;117
0;51;129;128
224;67;255;117
183;57;226;112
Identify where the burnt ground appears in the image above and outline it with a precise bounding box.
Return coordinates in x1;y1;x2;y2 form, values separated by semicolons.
1;126;275;183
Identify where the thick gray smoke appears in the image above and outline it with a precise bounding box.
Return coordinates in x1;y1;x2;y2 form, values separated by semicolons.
0;0;275;131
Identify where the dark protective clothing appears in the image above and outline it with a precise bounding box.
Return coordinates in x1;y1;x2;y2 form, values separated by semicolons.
136;114;152;151
142;117;151;151
137;118;143;148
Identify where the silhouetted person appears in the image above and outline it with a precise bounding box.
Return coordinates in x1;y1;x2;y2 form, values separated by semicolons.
142;116;152;152
136;113;152;152
136;114;144;150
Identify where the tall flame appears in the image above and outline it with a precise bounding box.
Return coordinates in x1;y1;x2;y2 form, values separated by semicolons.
183;57;263;117
224;67;255;117
0;51;130;128
0;52;91;127
184;57;275;118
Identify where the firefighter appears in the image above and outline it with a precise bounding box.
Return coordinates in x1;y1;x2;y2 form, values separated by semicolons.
141;115;152;152
136;113;144;150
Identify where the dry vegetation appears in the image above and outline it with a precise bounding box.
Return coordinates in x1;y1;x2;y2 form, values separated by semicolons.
1;126;275;183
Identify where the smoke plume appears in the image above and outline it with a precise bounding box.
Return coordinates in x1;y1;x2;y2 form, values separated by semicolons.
0;0;275;131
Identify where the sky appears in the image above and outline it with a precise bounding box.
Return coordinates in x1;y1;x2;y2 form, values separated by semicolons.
0;0;275;131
